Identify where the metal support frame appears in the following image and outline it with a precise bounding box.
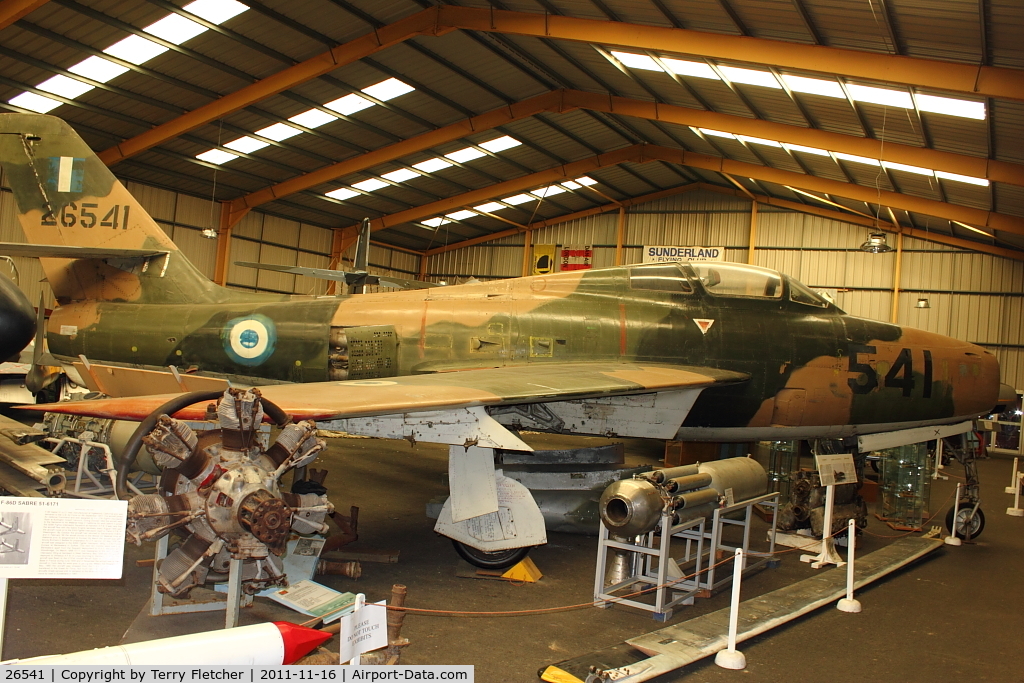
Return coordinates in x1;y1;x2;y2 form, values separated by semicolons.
149;536;252;628
594;492;780;621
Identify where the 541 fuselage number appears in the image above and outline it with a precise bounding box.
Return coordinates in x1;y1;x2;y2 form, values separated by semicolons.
848;344;933;398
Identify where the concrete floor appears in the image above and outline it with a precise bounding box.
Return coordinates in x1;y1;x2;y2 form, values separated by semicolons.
3;434;1022;682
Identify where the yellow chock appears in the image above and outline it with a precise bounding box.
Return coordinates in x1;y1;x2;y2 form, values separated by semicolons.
539;665;584;683
501;556;543;582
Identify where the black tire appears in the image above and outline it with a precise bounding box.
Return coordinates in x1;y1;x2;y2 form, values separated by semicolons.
945;503;985;540
451;540;531;569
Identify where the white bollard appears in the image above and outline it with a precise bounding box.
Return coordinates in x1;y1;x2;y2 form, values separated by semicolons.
714;548;747;670
1008;470;1024;517
944;483;963;546
836;518;862;613
1005;457;1019;495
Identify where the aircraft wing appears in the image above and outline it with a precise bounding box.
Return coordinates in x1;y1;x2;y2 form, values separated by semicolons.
24;362;749;422
0;243;168;259
234;262;439;289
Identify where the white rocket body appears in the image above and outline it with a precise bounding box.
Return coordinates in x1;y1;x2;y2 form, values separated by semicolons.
4;621;329;665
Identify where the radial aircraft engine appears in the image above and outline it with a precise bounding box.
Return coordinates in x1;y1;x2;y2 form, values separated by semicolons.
125;388;332;597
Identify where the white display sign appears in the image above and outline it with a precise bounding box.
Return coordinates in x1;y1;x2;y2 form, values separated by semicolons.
643;246;724;263
339;596;388;664
0;497;127;579
814;454;857;487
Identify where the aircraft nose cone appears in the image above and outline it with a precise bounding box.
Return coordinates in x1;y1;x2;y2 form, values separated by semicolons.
0;271;35;362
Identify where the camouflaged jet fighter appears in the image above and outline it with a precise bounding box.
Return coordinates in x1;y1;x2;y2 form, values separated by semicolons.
0;114;1006;564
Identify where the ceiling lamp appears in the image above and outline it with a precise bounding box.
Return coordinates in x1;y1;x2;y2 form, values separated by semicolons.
915;298;931;309
860;232;892;253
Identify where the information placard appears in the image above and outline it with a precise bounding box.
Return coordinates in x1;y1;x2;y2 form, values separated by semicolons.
814;454;857;487
0;497;127;579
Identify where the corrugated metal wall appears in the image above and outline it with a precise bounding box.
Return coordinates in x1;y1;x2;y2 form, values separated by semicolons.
426;189;1024;388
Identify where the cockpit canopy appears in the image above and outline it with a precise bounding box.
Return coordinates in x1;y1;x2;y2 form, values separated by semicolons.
628;261;836;309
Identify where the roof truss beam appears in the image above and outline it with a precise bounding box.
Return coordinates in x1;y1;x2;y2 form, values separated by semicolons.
0;0;46;30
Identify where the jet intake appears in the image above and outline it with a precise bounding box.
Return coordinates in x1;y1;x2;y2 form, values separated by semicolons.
599;458;767;537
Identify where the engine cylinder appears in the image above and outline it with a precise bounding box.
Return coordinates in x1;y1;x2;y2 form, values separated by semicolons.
598;478;665;538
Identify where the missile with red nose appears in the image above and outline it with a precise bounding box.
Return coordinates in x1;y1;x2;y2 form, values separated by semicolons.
2;622;331;665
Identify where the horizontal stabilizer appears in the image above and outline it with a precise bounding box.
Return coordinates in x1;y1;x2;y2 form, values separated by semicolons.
0;243;168;260
234;261;438;289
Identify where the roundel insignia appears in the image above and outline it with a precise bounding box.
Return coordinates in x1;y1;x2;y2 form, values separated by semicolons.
223;314;277;366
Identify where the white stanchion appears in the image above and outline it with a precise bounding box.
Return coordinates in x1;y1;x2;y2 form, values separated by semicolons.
714;548;746;671
1008;470;1024;517
932;438;948;480
1005;457;1019;495
799;484;845;569
836;519;862;613
944;483;963;546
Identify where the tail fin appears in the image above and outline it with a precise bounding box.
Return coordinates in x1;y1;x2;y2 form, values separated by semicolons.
0;114;232;304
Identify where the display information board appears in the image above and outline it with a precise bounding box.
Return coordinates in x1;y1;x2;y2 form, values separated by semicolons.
814;453;857;487
0;497;127;579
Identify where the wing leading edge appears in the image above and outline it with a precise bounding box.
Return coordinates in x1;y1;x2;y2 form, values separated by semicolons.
23;362;749;422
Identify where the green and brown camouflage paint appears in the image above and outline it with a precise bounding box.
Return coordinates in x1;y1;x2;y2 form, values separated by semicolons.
0;114;1000;437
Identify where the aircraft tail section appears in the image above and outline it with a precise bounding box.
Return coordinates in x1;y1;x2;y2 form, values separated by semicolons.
0;113;265;305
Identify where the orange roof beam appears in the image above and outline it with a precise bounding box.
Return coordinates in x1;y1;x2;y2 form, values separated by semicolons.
96;9;450;167
639;144;1024;236
446;7;1023;102
333;145;649;254
0;0;47;30
422;184;702;256
225;90;573;227
696;184;1023;262
563;91;1024;188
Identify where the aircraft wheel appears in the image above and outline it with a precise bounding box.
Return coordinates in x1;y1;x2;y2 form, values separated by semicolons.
451;541;531;569
945;503;985;540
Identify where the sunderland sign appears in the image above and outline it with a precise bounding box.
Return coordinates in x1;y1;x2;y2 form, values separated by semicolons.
643;246;724;263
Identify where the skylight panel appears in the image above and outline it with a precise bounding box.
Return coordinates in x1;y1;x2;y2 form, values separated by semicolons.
502;193;535;205
325;188;359;201
144;14;206;45
324;94;374;116
413;158;452;173
737;135;782;147
533;185;567;198
846;84;912;108
474;202;505;213
561;180;582;190
699;129;736;139
659;58;718;79
224;136;268;153
610;51;662;71
254;122;302;142
718;66;780;89
780;74;845;98
9;92;61;113
360;78;414;102
184;0;248;24
882;161;932;176
381;168;420;183
953;220;991;236
103;35;169;65
834;152;881;166
36;75;94;99
936;171;989;186
479;136;521;153
421;217;446;228
915;94;986;120
68;56;129;83
575;176;597;185
352;178;388;192
445;147;486;163
289;109;336;129
446;210;477;221
196;149;237;164
783;143;830;157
